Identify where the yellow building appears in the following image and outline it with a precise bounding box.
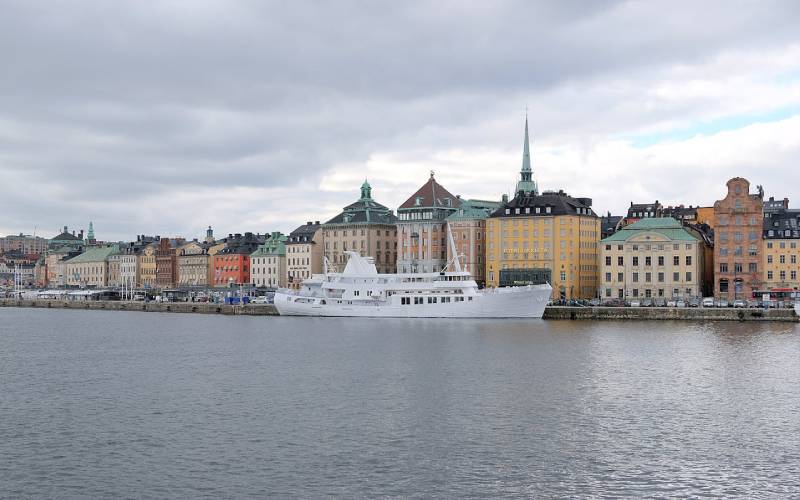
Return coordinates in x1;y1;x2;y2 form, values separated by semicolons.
485;117;599;300
762;208;800;299
138;243;157;289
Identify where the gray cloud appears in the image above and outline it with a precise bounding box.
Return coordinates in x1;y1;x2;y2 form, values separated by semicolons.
2;0;800;239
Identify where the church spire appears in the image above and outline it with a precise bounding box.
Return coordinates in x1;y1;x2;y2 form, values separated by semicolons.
87;221;95;243
515;113;538;195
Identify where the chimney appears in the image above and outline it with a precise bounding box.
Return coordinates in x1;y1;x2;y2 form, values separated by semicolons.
306;221;312;226
315;221;320;225
502;194;508;204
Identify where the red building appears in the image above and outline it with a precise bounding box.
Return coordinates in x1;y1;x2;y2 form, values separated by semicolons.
212;232;262;286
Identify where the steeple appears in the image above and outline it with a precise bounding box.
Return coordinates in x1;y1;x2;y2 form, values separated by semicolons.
205;225;214;243
87;221;95;243
360;179;372;200
515;114;538;195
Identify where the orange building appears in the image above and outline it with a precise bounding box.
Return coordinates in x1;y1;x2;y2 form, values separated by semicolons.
713;177;764;300
212;232;261;287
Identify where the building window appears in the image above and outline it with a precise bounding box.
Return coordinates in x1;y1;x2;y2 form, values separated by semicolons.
632;272;639;283
618;256;624;266
673;272;679;282
605;256;611;266
658;272;665;282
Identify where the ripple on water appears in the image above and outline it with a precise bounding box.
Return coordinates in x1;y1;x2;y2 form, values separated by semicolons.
0;310;799;498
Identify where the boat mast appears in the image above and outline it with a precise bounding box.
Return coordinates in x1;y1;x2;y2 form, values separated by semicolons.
443;221;463;273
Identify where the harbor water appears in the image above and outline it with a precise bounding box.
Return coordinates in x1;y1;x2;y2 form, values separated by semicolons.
1;308;799;497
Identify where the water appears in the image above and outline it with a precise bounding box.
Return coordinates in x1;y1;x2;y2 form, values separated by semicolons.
1;309;799;498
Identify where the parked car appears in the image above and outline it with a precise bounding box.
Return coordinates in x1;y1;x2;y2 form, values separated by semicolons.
603;299;626;307
688;298;701;308
676;300;687;308
641;298;653;307
666;300;677;307
716;299;729;308
251;296;268;304
589;298;601;307
733;299;746;308
629;300;641;307
747;299;760;308
702;297;715;307
653;298;667;307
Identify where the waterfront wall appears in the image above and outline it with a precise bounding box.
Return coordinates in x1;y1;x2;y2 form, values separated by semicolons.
0;299;278;316
1;299;797;321
544;306;798;322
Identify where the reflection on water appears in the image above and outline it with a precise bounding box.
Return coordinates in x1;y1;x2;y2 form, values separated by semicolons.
1;309;798;497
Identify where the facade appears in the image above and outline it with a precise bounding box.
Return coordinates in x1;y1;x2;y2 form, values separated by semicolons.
176;241;209;287
599;218;708;301
321;181;398;274
139;243;158;289
396;173;461;273
62;245;119;287
762;208;800;298
155;238;181;288
250;232;287;287
712;177;764;300
485;117;600;299
286;222;322;289
445;199;500;286
486;190;600;299
695;207;716;229
206;241;226;286
213;233;261;286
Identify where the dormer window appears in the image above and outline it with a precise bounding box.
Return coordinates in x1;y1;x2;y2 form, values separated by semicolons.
545;206;551;214
415;197;423;206
505;208;511;215
515;208;520;214
443;198;451;207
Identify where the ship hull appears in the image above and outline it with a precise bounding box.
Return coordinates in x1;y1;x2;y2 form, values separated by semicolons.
274;285;551;318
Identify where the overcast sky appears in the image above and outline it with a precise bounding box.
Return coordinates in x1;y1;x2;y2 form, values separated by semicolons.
2;0;800;241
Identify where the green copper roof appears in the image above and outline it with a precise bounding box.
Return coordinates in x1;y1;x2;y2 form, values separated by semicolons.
250;232;287;256
360;179;372;200
515;115;538;195
66;244;119;263
447;199;501;221
601;217;698;242
87;221;95;241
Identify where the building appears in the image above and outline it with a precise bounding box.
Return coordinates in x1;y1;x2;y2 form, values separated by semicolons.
445;199;500;286
176;241;209;287
139;243;158;289
712;177;764;300
0;233;49;256
600;212;623;239
250;232;287;287
48;227;84;250
213;233;262;287
286;222;322;289
485;117;600;299
155;238;181;287
663;205;699;223
621;201;663;227
206;241;226;286
396;173;461;273
599;218;709;301
62;245;119;287
321;180;398;274
764;196;789;215
761;208;800;300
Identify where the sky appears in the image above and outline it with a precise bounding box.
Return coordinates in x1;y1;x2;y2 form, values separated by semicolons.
2;0;800;241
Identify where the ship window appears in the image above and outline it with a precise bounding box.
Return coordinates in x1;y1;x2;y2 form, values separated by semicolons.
468;297;473;301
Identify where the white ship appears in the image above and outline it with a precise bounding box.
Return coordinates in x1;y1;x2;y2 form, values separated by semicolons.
274;224;551;318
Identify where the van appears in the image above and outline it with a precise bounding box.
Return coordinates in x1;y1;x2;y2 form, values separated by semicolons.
702;297;715;308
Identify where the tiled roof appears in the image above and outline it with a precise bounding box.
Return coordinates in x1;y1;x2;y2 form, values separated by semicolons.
490;190;596;218
763;209;800;239
398;175;461;210
288;223;321;243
